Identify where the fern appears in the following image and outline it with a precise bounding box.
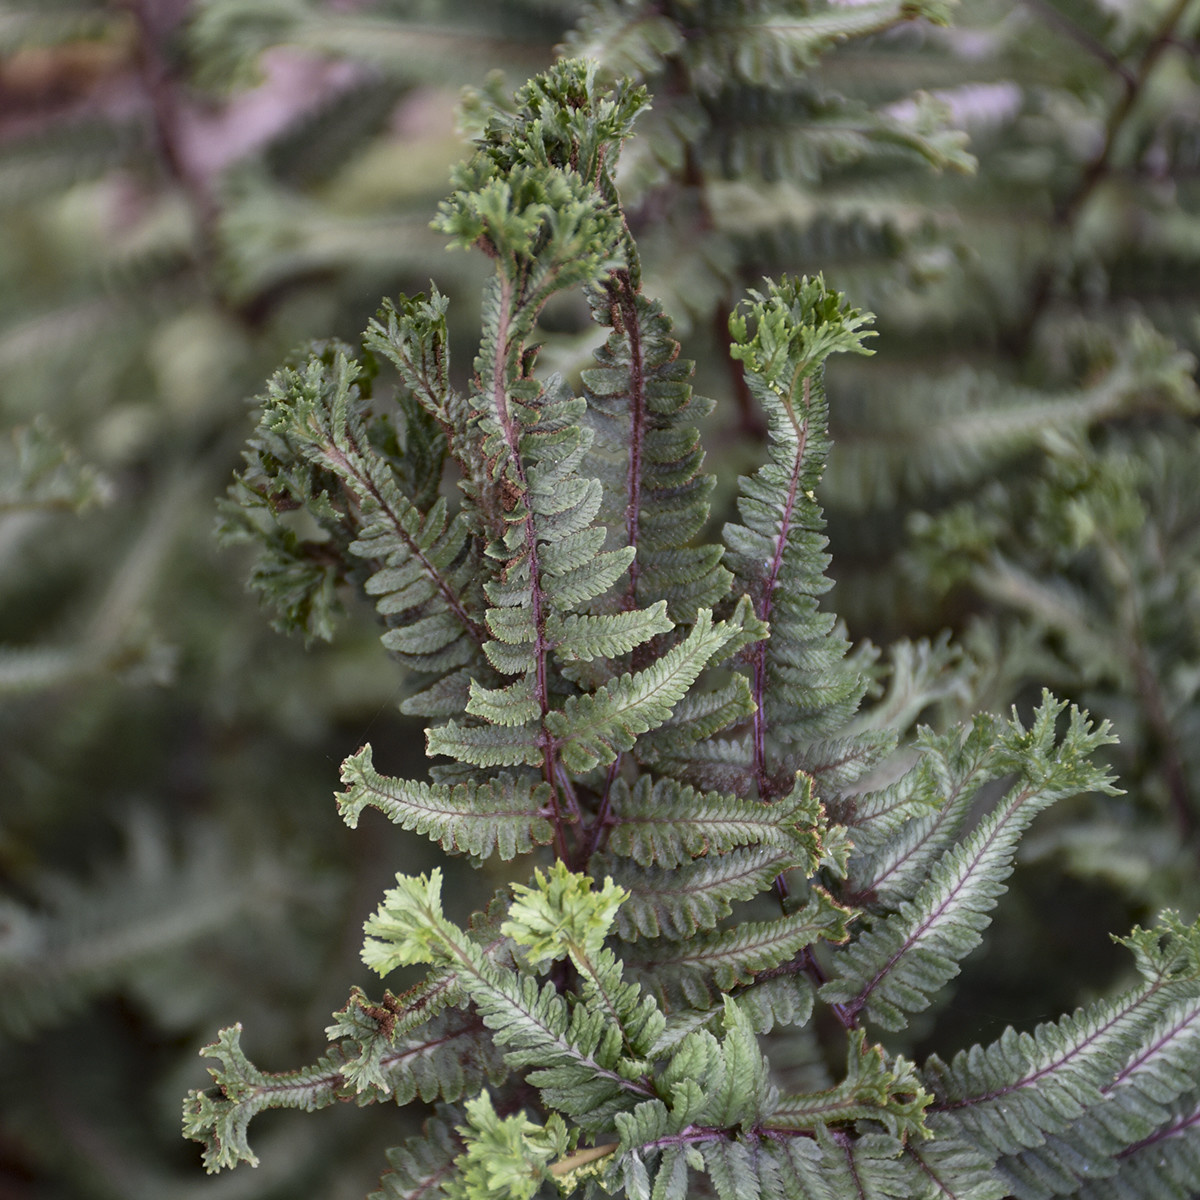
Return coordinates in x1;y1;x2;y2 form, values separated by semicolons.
182;54;1200;1200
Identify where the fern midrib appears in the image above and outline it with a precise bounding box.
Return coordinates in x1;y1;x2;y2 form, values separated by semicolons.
238;1019;480;1107
633;914;814;973
620;847;799;918
1116;1099;1200;1159
351;773;552;823
904;1144;964;1200
611;269;647;613
930;984;1163;1113
489;273;573;850
846;780;1039;1020
322;440;485;646
1100;999;1200;1097
753;375;812;802
853;749;992;901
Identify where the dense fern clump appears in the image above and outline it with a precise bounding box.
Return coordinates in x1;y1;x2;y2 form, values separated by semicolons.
186;62;1200;1200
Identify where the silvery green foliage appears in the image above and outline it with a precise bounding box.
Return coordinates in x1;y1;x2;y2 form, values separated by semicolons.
189;63;1200;1200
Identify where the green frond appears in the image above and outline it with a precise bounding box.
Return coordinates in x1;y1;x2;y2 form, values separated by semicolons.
1067;1092;1200;1200
831;320;1200;510
361;869;653;1133
767;1029;932;1141
707;84;974;185
550;602;674;662
904;1137;1009;1200
503;861;628;970
220;343;485;657
183;974;509;1175
599;842;814;942
929;915;1200;1195
583;274;732;621
823;696;1120;1030
545;607;747;773
845;713;1014;906
444;1093;572;1200
604;773;822;869
769;1126;920;1200
628;887;855;1008
425;720;543;769
336;745;554;861
723;275;882;802
183;1024;345;1172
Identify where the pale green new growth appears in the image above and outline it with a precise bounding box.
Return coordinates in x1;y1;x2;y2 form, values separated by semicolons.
187;54;1200;1200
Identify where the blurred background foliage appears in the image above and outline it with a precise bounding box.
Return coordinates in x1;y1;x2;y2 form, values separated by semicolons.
0;0;1198;1196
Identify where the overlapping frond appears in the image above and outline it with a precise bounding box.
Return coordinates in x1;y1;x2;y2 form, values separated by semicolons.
926;914;1200;1200
370;1109;464;1200
627;887;854;1009
583;271;731;622
823;697;1120;1030
722;274;883;801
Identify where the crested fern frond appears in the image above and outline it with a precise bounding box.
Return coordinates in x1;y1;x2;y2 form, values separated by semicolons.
183;39;1200;1200
220;344;486;659
723;274;880;802
766;1029;931;1141
823;696;1120;1030
362;870;656;1134
336;745;554;861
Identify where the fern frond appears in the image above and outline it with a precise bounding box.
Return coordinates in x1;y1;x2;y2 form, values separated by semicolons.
829;319;1200;509
823;695;1120;1030
600;842;815;942
583;271;731;621
220;344;486;657
362;869;657;1133
627;887;855;1007
0;420;111;516
685;3;957;91
604;772;819;869
545;607;747;772
336;745;554;861
723;274;879;801
0;813;282;1041
707;83;974;184
932;914;1200;1194
845;713;1013;906
767;1029;931;1141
